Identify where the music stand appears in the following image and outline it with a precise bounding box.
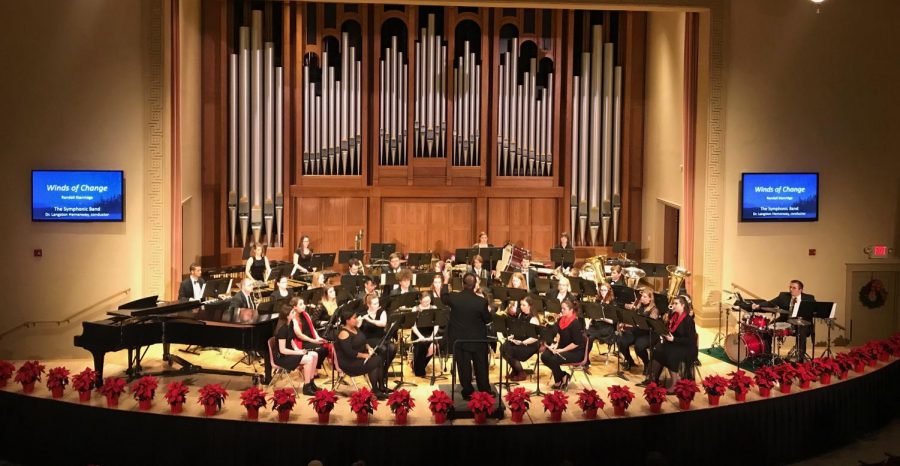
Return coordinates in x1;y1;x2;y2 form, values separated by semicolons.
406;252;432;269
203;278;232;299
414;272;437;288
341;274;367;297
388;291;420;311
611;285;638;306
482;247;504;274
298;287;325;305
612;241;637;257
391;310;418;389
310;253;335;271
550;248;575;269
511;320;548;396
416;306;450;385
371;243;396;261
581;280;598;298
490;314;517;391
454;248;473;265
338;250;364;265
583;302;627;380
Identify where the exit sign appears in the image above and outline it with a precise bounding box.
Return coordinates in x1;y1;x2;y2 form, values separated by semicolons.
865;245;893;258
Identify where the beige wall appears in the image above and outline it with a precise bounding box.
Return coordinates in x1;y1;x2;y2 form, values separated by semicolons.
721;0;900;327
180;0;203;272
0;0;163;359
641;11;685;265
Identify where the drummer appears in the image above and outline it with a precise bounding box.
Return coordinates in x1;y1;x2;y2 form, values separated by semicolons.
751;280;816;361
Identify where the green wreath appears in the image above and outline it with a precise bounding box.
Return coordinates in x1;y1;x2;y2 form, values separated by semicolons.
858;279;887;309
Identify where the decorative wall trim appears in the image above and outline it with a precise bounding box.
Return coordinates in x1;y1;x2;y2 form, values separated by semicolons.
144;0;168;298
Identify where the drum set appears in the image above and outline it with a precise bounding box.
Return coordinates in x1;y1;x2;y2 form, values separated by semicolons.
721;304;809;365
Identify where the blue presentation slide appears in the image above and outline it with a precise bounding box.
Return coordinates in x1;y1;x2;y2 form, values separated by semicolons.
32;170;124;221
741;173;818;221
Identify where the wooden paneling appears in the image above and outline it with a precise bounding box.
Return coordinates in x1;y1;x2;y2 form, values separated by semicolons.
488;198;557;260
293;197;367;253
382;199;474;257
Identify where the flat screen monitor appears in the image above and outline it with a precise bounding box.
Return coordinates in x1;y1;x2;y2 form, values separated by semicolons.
32;170;125;222
740;172;818;222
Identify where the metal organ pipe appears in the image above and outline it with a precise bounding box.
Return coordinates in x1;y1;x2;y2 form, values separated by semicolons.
380;35;408;165
264;41;274;246
238;27;250;247
600;42;614;246
250;10;263;245
570;75;580;239
577;52;589;246
414;15;445;159
612;66;623;243
588;25;602;247
274;66;283;247
228;53;238;247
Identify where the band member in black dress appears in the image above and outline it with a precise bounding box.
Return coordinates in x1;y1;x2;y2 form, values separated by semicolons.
546;276;576;304
359;294;396;392
274;303;320;395
541;299;586;390
554;232;575;270
411;293;441;377
269;276;293;302
617;288;660;372
586;284;617;348
642;295;698;388
292;235;313;277
335;310;388;399
245;243;271;282
429;274;449;301
288;297;329;370
443;273;493;399
501;296;542;382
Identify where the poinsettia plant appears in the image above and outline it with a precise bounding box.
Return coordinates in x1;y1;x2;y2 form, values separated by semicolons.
773;363;797;385
98;377;127;398
812;357;840;376
348;387;379;414
308;388;338;414
885;338;900;356
467;391;496;415
130;375;159;401
753;366;777;389
47;367;70;391
642;383;667;405
728;370;755;394
865;341;889;359
72;368;98;393
795;363;818;384
608;385;635;408
240;386;268;409
541;390;569;413
834;352;857;373
427;390;453;415
387;389;415;415
197;384;228;409
14;360;45;385
164;381;189;406
0;361;15;384
701;375;728;396
504;387;531;412
270;388;296;412
672;378;699;402
849;347;873;364
576;388;605;411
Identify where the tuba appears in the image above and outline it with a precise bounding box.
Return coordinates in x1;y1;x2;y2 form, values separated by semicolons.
623;267;646;288
665;265;691;304
580;255;608;302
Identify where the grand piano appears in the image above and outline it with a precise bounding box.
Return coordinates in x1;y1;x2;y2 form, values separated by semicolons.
74;295;277;385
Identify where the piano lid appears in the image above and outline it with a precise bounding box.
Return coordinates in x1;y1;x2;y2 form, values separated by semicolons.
109;297;202;318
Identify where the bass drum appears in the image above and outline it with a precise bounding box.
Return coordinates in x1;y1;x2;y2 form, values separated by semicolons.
724;332;766;363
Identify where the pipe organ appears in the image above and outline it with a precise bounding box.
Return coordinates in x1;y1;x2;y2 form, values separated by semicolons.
205;3;644;264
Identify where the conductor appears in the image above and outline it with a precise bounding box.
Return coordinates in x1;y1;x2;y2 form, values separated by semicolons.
442;272;493;400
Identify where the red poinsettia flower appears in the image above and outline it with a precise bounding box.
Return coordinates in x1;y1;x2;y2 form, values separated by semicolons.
427;390;453;414
794;363;817;383
308;388;338;414
98;377;127;398
753;366;777;389
239;386;267;409
270;388;296;412
71;368;98;393
773;363;797;385
608;385;635;407
702;375;728;396
672;379;699;402
467;391;496;415
387;389;416;415
46;367;70;391
727;370;755;394
164;381;189;406
504;387;532;412
197;384;228;408
642;383;667;405
130;376;159;401
14;360;45;385
348;387;379;414
833;353;857;372
541;390;569;413
812;357;841;376
0;361;15;382
575;388;605;411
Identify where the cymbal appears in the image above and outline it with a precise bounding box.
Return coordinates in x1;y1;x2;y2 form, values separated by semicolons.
753;306;781;314
787;317;811;327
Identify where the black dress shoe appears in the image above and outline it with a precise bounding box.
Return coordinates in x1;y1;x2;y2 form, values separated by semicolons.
461;392;473;401
374;389;389;401
302;384;317;396
635;379;651;388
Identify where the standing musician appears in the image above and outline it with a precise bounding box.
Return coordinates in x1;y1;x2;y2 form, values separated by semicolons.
335;310;389;400
358;294;396;393
288;297;330;372
390;270;416;296
442;273;494;399
292;235;313;277
752;279;816;361
554;233;575;271
608;265;626;286
274;303;320;396
473;231;494;249
501;296;542;382
586;284;617;348
245;243;271;282
411;293;441;377
228;278;256;322
617;288;660;373
640;295;698;389
178;263;205;301
540;299;586;390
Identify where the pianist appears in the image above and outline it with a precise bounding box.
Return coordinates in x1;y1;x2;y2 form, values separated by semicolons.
178;263;206;301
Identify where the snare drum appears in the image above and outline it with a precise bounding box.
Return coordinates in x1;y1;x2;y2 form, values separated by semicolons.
725;332;767;363
742;314;770;331
768;322;793;338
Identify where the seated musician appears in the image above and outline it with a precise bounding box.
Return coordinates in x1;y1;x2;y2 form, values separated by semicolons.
540;299;586;390
608;265;626;286
520;256;536;292
346;258;364;276
386;253;404;274
245;243;271;283
586;284;617;348
356;276;379;300
178;263;205;301
314;285;338;326
429;273;449;301
507;272;528;290
433;259;452;284
390;269;415;296
270;275;293;301
751;279;816;361
617;288;660;373
288;297;329;371
291;235;313;277
309;271;327;289
274;303;320;396
411;293;441;377
358;294;396;394
228;278;257;322
546;276;576;303
468;255;489;281
335;310;389;400
501;296;542;382
640;295;698;390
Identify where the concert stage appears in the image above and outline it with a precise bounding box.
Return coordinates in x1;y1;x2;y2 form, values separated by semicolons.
1;329;898;466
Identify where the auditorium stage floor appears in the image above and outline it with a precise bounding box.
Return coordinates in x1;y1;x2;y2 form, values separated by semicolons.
1;326;855;426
